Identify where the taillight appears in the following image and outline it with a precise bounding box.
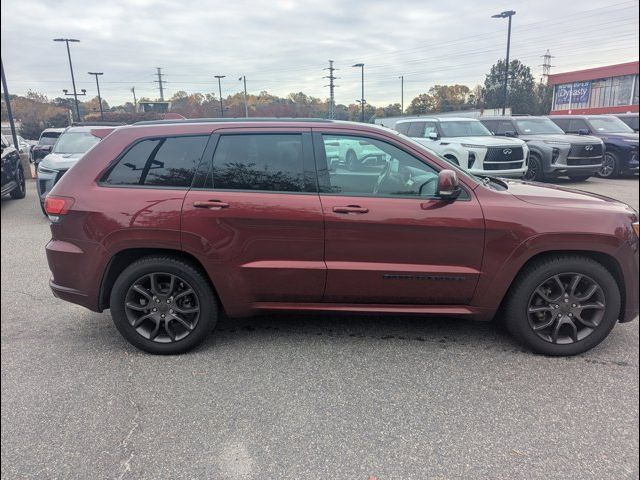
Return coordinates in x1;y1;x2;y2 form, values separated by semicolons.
44;196;74;221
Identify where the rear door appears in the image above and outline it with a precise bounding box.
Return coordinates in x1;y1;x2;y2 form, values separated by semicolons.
181;128;325;313
313;129;485;305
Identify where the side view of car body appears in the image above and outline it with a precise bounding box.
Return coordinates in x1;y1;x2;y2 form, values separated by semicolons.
30;128;65;167
44;119;639;356
395;117;529;178
36;125;113;212
1;134;26;199
480;116;604;182
549;115;639;178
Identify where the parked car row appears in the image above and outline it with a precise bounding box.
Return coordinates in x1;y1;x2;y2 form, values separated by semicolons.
388;114;638;182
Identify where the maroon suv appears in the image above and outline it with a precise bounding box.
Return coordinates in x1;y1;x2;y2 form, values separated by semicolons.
44;119;639;355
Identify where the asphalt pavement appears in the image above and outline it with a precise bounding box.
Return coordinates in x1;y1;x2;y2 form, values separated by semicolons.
1;177;638;480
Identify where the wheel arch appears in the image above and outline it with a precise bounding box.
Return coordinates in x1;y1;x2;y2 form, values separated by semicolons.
99;247;222;312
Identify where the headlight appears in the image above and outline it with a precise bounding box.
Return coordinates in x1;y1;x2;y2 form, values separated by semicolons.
460;144;485;149
543;140;571;147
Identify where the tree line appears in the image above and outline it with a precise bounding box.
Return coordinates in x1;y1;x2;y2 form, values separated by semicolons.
2;59;552;139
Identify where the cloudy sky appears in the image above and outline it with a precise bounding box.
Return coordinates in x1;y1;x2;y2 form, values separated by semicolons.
1;0;638;107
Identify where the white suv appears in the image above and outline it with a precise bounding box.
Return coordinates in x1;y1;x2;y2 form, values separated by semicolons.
395;117;529;177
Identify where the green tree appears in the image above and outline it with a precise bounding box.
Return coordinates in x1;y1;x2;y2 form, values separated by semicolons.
483;59;537;114
406;93;436;115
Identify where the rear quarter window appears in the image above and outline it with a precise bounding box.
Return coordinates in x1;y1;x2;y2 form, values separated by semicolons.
102;135;208;188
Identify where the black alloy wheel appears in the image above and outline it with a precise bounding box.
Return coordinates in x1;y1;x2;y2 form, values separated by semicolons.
523;155;543;181
597;152;618;178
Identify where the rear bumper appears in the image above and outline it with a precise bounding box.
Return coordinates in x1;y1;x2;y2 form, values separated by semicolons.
46;238;107;312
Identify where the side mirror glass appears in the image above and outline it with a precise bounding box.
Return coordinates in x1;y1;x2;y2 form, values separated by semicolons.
504;130;517;137
437;169;461;199
427;132;439;140
578;128;590;135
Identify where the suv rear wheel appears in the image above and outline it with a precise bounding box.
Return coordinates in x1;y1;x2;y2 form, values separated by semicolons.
110;256;218;354
597;152;619;178
504;255;620;356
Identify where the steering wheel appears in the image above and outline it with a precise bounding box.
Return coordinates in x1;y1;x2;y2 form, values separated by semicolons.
372;160;392;195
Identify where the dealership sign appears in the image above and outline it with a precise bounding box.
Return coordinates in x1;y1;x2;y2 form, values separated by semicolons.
556;81;591;105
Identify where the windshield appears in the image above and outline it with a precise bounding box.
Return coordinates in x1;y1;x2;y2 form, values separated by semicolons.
39;132;60;146
515;118;565;135
439;121;492;137
52;131;100;154
587;116;634;133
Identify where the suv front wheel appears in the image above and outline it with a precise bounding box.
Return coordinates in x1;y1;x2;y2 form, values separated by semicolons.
504;255;620;356
110;256;218;354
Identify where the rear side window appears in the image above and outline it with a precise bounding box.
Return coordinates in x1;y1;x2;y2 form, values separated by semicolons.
395;122;410;135
210;134;305;192
103;136;208;187
568;118;589;133
407;122;426;137
550;118;570;132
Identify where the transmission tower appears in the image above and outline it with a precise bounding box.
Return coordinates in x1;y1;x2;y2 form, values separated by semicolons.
324;60;339;119
154;67;166;100
539;50;554;84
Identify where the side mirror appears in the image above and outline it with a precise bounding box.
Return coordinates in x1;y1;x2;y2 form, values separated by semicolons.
437;169;461;199
578;128;590;135
504;130;517;137
427;132;439;140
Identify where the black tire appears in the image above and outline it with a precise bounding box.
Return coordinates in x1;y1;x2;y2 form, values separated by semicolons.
523;154;544;181
9;165;26;199
110;256;218;354
345;150;358;171
597;152;619;178
567;175;591;182
503;255;620;356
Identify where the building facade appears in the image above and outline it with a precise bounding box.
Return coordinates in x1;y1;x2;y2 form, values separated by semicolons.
548;61;639;115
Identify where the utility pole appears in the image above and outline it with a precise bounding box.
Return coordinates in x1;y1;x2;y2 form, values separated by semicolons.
491;10;516;115
88;72;104;120
399;75;404;114
324;60;339;119
238;76;248;117
539;49;554;84
154;67;166;101
131;87;137;109
352;63;365;122
53;38;82;121
1;57;20;153
214;75;225;117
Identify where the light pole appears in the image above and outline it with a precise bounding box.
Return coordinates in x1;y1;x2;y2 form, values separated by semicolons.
491;10;516;116
53;38;81;121
88;72;104;120
214;75;225;117
399;75;404;114
238;76;248;117
352;63;365;122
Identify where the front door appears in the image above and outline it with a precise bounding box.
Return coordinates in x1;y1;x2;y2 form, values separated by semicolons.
313;131;484;305
181;129;325;315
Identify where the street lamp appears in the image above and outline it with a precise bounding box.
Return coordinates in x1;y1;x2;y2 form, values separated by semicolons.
352;63;365;122
53;38;82;121
491;10;516;116
88;72;104;121
238;76;248;117
214;75;225;117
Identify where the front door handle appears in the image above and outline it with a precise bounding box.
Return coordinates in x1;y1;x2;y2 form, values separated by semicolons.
332;205;369;214
193;199;230;210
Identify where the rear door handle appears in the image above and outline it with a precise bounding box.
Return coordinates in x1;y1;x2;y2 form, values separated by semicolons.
332;205;369;214
193;199;230;210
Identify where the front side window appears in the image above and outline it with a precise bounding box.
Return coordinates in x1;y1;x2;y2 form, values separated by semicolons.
211;134;305;192
568;118;590;133
395;122;410;135
52;131;100;154
586;116;634;134
103;136;208;187
320;134;439;197
407;122;426;137
439;121;492;137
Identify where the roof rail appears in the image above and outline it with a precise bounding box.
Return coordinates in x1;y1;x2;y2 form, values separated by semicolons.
71;121;127;126
133;117;337;126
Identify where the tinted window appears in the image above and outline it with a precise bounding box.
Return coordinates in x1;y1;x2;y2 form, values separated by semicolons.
321;134;439;197
39;132;60;146
550;118;570;131
407;122;426;137
103;136;208;187
568;119;589;133
483;120;514;135
211;134;304;192
395;122;410;135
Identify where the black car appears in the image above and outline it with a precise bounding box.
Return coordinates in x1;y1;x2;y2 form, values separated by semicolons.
614;113;639;132
30;128;65;167
549;115;639;178
1;134;26;199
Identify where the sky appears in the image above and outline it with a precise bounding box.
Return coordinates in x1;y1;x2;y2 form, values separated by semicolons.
1;0;638;107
